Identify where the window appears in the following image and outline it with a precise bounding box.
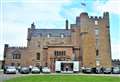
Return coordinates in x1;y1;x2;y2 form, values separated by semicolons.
47;33;51;38
12;50;21;59
54;51;66;56
36;53;40;60
96;60;100;66
96;50;99;56
13;53;21;59
96;39;99;49
95;28;99;49
95;20;98;25
61;34;64;38
95;28;99;36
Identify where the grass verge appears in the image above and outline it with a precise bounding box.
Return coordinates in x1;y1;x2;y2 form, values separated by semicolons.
4;75;120;82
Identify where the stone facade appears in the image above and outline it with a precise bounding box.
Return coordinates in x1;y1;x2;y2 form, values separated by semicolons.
3;12;112;71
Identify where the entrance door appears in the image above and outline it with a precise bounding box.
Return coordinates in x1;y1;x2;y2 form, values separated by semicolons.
61;63;73;71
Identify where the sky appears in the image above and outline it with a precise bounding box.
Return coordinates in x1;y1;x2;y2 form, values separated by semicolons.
0;0;120;60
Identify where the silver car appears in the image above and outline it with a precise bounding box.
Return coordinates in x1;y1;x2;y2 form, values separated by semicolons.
20;67;30;74
31;67;40;73
6;66;17;74
112;67;120;74
42;67;50;73
83;67;92;73
103;68;112;74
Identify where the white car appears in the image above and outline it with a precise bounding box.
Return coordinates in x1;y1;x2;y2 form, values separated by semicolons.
112;67;120;74
31;67;40;73
6;66;17;74
42;67;50;73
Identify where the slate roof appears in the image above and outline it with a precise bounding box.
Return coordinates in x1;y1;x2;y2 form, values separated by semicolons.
30;29;71;37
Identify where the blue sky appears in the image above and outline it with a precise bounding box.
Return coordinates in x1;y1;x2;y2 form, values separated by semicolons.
0;0;120;60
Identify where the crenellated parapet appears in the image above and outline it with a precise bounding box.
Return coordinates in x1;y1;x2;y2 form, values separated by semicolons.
4;44;27;49
89;16;103;20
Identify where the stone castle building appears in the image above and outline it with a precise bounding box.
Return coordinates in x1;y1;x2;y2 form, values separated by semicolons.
3;12;112;72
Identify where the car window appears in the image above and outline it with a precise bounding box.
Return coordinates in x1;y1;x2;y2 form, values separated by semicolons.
8;67;16;69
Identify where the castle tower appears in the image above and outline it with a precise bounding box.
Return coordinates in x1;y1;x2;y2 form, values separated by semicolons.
79;12;112;68
79;12;96;67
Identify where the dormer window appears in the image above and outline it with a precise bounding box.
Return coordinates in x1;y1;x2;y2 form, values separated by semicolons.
47;33;51;38
61;34;64;38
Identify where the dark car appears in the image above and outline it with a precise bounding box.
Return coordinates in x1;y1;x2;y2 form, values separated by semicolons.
103;67;112;74
31;67;40;74
112;67;120;74
92;67;103;74
83;67;92;73
20;67;30;74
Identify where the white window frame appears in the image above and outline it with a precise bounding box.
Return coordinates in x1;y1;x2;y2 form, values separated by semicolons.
95;20;98;25
47;34;51;38
61;34;64;38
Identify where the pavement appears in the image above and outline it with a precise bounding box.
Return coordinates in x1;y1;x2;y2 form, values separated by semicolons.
0;70;120;82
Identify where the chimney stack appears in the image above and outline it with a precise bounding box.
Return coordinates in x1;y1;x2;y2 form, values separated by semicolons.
31;22;35;29
65;19;69;30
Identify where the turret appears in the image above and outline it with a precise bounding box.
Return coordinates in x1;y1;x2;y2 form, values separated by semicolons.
103;12;109;27
31;22;35;29
65;19;69;30
4;44;8;59
80;12;88;18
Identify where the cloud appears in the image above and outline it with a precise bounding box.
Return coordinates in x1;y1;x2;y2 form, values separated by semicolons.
0;0;74;60
111;42;120;59
93;0;120;15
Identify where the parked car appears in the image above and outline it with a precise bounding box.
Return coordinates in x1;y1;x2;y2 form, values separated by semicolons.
83;67;92;73
3;66;8;74
31;67;40;74
20;67;30;74
5;66;17;74
42;67;50;73
103;67;112;74
92;67;103;74
112;67;120;74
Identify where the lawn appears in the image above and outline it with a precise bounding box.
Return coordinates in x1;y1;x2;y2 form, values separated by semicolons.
4;75;120;82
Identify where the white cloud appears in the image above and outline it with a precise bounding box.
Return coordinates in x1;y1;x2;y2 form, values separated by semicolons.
93;0;120;15
63;8;84;21
93;0;120;60
111;42;120;59
0;0;74;60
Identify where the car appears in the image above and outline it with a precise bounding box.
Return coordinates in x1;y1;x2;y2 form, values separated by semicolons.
20;67;30;74
5;66;17;74
31;67;40;74
42;67;50;73
103;67;112;74
83;67;92;73
3;66;8;74
112;67;120;74
92;67;103;74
